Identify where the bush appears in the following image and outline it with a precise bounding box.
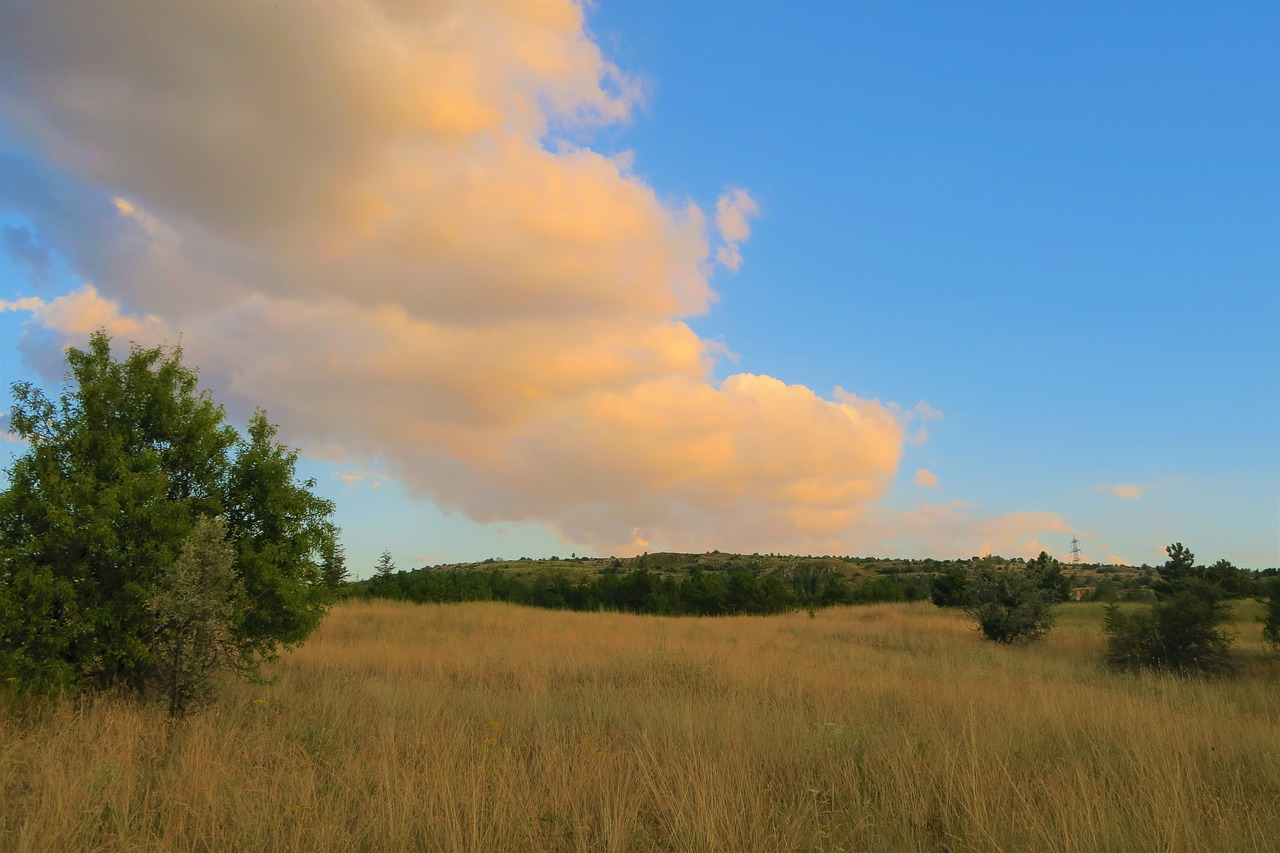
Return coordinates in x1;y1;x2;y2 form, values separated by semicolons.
147;517;255;718
963;567;1056;644
1263;578;1280;652
929;567;969;608
1103;544;1235;675
1026;551;1071;602
1103;592;1234;675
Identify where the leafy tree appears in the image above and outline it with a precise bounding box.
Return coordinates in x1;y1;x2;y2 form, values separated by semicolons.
1262;578;1280;653
1204;558;1250;598
1026;551;1071;602
374;549;396;579
1103;543;1235;674
929;566;970;607
147;517;252;719
0;331;335;694
962;566;1056;644
1103;593;1233;674
1154;542;1196;597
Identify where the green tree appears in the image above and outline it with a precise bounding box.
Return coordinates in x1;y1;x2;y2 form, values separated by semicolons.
0;331;336;694
963;566;1056;644
147;517;251;719
1204;558;1249;598
1103;543;1235;674
1262;577;1280;652
320;539;349;592
374;549;396;579
929;565;969;607
1103;593;1233;674
1027;551;1071;602
1154;542;1196;597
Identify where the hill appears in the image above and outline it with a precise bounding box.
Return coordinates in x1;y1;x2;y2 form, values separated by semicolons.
350;550;1220;612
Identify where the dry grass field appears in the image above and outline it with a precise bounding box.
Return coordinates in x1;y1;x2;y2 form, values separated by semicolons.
3;600;1278;852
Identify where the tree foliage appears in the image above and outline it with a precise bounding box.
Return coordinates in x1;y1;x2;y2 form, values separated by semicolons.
1103;593;1234;675
1026;551;1071;603
1262;577;1280;653
0;331;336;695
962;566;1056;644
374;549;396;579
1103;543;1235;674
147;517;251;718
1153;541;1196;598
320;539;349;592
929;566;969;608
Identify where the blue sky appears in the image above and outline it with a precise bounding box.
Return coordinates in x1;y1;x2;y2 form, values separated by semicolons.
1;1;1276;576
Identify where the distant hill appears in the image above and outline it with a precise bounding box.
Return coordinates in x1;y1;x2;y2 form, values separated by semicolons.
348;550;1186;615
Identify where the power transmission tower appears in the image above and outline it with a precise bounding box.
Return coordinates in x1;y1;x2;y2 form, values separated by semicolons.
1069;534;1082;565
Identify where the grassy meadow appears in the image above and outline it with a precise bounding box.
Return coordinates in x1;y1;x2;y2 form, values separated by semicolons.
3;599;1278;852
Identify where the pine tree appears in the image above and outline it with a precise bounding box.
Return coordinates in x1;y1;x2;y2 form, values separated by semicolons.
375;549;396;579
321;539;349;590
146;517;251;719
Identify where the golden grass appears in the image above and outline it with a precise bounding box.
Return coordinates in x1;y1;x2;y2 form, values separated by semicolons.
3;601;1278;851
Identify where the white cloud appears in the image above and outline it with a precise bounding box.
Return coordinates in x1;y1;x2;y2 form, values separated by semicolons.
0;0;1072;558
714;188;759;272
1095;483;1144;500
914;469;941;489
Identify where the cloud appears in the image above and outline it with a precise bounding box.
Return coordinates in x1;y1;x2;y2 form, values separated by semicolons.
1096;483;1144;500
714;188;759;272
1;224;54;283
1105;555;1132;566
1229;550;1277;566
0;0;1069;558
873;502;1072;560
914;401;943;421
915;468;941;489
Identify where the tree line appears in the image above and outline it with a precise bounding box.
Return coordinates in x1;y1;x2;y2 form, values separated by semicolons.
352;561;934;616
930;544;1280;674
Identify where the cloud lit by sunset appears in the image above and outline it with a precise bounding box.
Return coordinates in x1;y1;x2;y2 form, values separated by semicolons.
0;1;1274;568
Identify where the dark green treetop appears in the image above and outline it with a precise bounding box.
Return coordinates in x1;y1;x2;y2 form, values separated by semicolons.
0;331;337;693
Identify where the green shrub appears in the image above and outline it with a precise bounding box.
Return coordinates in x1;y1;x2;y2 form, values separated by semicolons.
929;567;969;608
962;567;1056;644
1103;544;1235;675
1263;578;1280;652
1103;591;1233;675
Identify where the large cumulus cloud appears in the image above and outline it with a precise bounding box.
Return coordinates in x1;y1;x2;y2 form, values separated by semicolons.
0;0;1067;556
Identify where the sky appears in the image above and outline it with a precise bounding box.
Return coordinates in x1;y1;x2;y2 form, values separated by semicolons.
0;1;1276;577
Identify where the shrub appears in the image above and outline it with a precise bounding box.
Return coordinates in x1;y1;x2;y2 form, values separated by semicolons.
1103;544;1235;675
929;566;969;608
1026;551;1071;602
1263;578;1280;652
1103;592;1233;675
147;517;255;718
963;567;1056;644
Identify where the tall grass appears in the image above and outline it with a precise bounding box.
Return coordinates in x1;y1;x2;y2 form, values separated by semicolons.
3;600;1278;851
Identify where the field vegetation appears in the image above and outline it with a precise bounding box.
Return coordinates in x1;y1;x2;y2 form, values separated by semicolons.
354;548;1276;615
3;599;1277;852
